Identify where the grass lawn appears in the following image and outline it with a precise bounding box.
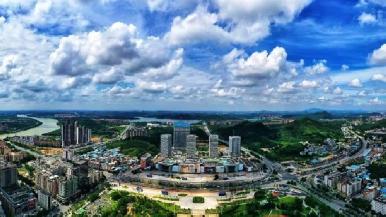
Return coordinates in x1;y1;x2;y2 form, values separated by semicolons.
193;196;205;203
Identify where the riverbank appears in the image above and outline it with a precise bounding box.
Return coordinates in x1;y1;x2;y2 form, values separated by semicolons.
0;116;59;140
0;116;42;135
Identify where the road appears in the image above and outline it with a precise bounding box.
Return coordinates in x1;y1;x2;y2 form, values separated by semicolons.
299;136;368;176
203;123;296;180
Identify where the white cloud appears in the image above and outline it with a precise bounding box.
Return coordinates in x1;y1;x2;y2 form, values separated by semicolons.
92;67;123;84
0;55;19;80
304;60;329;75
349;78;362;87
211;87;244;98
105;85;133;96
333;87;343;95
278;81;296;93
299;80;318;88
136;81;167;93
369;97;383;105
369;44;386;65
358;90;367;96
358;12;377;25
341;64;349;71
226;47;287;80
166;7;230;45
366;0;386;7
215;0;311;44
166;0;311;45
371;73;386;82
141;48;183;80
50;22;182;78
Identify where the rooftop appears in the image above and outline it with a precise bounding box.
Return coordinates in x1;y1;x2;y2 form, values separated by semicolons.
174;121;190;128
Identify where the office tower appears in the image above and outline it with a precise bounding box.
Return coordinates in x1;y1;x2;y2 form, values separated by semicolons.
0;161;17;188
186;134;197;158
160;134;172;157
173;122;190;150
229;136;241;157
209;134;219;158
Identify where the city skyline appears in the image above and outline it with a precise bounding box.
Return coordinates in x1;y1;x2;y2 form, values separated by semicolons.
1;0;386;111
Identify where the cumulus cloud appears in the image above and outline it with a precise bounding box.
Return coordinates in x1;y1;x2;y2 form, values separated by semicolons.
50;22;182;79
299;80;318;89
358;12;377;25
369;97;383;105
304;60;329;75
136;80;167;93
371;73;386;82
225;47;288;82
366;0;386;7
92;67;123;84
278;81;296;93
333;87;343;95
0;55;19;80
349;78;362;87
166;0;311;45
211;87;244;98
370;44;386;65
166;7;230;45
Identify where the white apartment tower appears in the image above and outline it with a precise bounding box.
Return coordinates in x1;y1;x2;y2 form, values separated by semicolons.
229;136;241;157
160;134;172;157
209;134;219;158
186;134;197;158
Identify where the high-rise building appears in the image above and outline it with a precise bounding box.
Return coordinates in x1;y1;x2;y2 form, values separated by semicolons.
173;122;190;150
186;134;197;158
61;120;91;147
62;148;74;161
160;134;172;157
37;190;52;210
57;176;79;203
0;161;17;188
229;136;241;157
209;134;219;158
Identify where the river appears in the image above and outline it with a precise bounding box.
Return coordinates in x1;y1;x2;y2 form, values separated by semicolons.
0;116;60;140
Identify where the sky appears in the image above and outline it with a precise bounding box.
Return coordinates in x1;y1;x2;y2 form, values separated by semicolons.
0;0;386;111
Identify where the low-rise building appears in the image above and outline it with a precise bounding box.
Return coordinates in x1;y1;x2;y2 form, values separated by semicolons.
337;178;362;197
363;186;377;201
372;197;386;215
0;185;37;217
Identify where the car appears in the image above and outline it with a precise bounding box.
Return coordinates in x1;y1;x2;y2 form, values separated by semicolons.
218;191;226;196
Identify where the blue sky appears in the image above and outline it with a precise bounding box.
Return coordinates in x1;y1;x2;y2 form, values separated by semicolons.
0;0;386;111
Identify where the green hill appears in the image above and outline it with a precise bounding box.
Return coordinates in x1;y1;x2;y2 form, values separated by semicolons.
107;139;159;157
278;118;342;145
212;121;277;146
212;118;343;161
